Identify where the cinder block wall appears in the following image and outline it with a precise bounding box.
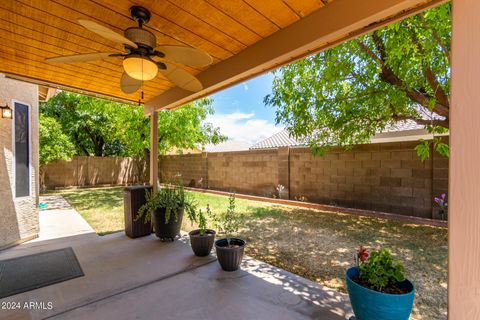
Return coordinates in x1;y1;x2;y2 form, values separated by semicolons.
159;153;207;188
43;140;449;219
289;142;435;217
43;156;146;188
158;141;449;218
207;150;279;196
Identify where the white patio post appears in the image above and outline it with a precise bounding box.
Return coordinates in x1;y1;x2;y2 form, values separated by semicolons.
149;111;159;192
449;0;480;317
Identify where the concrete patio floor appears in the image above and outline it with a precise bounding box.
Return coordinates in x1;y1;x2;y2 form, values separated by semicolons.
0;197;353;320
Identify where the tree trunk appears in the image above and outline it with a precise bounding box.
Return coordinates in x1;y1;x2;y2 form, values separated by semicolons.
93;137;105;157
39;165;46;192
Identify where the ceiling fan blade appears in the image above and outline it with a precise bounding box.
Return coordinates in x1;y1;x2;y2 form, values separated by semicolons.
157;45;212;68
120;72;142;94
45;52;117;63
78;19;138;48
160;62;203;92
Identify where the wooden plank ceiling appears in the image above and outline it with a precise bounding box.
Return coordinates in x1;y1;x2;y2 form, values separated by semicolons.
0;0;329;104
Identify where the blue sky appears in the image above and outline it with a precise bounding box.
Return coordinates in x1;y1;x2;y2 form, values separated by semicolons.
206;72;283;145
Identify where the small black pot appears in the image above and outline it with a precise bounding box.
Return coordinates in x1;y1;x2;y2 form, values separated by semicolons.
432;207;449;220
189;229;216;256
152;208;183;241
215;238;246;272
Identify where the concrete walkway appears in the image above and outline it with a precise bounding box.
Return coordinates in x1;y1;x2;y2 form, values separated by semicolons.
31;195;96;242
0;196;353;320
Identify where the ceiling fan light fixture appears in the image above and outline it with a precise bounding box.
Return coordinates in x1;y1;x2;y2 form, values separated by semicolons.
123;55;158;81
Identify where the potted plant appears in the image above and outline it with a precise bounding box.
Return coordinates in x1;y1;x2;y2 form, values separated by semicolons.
433;193;448;220
189;205;216;256
136;184;197;241
346;247;415;320
212;194;245;271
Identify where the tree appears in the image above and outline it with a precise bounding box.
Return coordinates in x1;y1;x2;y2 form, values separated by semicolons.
264;3;450;159
41;92;132;157
157;98;226;154
39;114;76;166
40;92;226;157
39;114;76;189
114;97;227;181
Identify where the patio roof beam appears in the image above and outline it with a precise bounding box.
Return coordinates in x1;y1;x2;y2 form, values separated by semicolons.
145;0;446;113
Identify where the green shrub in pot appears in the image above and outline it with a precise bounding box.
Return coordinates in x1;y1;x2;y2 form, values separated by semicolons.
136;183;197;241
212;194;246;271
189;205;216;256
346;247;415;320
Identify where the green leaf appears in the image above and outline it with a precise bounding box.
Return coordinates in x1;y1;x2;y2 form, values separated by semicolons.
359;248;406;292
415;140;431;161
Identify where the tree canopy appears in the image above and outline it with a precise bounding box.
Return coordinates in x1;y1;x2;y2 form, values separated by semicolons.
264;3;450;159
40;92;226;159
39;114;76;166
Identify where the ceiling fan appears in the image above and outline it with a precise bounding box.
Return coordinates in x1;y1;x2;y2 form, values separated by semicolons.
45;6;212;95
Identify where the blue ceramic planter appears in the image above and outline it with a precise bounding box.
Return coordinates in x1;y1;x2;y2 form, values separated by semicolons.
346;267;415;320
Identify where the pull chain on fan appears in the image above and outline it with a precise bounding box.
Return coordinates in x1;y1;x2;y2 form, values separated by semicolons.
139;59;144;106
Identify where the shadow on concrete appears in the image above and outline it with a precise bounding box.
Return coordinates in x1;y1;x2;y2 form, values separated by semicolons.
0;232;352;320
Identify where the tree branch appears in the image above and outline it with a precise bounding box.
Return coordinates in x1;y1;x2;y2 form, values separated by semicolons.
371;32;387;61
371;32;449;118
392;115;449;128
425;68;450;108
419;15;451;64
407;26;450;109
73;132;89;156
358;41;383;65
350;71;369;89
325;90;389;102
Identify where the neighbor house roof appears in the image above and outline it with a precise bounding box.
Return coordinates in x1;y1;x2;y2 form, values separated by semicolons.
250;119;442;150
251;129;302;150
204;140;251;153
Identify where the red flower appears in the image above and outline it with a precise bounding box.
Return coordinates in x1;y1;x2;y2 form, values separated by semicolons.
357;246;369;263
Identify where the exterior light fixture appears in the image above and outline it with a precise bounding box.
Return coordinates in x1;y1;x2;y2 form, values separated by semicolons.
122;55;158;81
1;104;12;119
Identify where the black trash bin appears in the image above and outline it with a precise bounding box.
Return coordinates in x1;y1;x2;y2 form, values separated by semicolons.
124;185;152;238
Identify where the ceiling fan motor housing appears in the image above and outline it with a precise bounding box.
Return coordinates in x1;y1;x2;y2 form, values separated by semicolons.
124;27;156;49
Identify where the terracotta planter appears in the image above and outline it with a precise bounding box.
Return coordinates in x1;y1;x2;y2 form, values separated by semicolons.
152;208;183;241
215;238;246;272
189;229;216;256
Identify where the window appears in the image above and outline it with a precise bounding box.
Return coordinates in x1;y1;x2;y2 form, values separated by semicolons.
13;101;30;198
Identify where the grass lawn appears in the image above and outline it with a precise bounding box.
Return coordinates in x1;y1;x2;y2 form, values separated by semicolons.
48;187;447;320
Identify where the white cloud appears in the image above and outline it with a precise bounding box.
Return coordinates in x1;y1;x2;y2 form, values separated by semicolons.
243;83;249;91
206;112;280;145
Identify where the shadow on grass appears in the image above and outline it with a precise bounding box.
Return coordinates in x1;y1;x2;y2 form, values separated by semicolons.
247;206;283;218
237;205;447;320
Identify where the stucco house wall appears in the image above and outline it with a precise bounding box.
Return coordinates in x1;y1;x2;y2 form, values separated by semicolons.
0;75;39;248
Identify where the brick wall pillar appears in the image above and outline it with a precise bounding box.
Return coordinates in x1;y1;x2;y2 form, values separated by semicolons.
277;147;290;199
202;152;208;189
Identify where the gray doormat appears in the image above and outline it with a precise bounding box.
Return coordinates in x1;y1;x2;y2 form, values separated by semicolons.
0;247;84;298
